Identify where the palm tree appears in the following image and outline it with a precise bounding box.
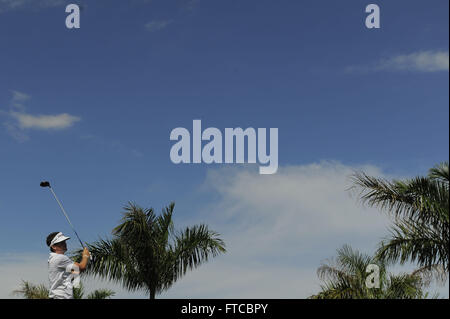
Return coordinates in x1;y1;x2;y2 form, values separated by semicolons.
351;162;449;273
13;281;115;299
74;202;226;299
73;283;115;299
13;281;49;299
86;289;116;299
309;245;431;299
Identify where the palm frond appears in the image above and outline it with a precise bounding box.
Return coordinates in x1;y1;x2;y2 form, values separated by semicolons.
377;218;448;271
429;162;449;183
171;224;226;281
350;163;449;272
310;245;430;299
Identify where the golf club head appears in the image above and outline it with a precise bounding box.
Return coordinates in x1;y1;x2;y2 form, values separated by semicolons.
40;181;51;188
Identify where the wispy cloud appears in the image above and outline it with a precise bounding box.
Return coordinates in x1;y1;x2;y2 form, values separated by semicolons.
11;90;30;103
10;90;30;112
1;90;81;141
0;0;67;13
10;112;80;130
80;134;143;158
346;50;449;73
183;0;200;11
145;19;173;32
3;122;29;142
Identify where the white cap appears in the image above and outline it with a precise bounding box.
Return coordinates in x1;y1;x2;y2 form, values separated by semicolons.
50;232;70;246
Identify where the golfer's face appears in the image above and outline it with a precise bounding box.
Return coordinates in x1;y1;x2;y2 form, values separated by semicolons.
54;241;67;253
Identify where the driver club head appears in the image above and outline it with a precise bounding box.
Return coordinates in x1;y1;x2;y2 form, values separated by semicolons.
40;181;51;188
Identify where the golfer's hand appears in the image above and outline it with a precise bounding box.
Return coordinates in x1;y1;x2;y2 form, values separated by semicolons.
75;248;90;271
82;247;90;259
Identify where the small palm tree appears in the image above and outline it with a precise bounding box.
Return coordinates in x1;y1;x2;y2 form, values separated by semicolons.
75;202;226;299
309;245;431;299
351;162;449;273
86;288;115;299
13;281;115;299
13;281;49;299
73;283;115;299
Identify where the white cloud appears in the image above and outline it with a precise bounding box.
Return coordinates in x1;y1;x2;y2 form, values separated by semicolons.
202;162;390;242
163;162;448;298
10;112;80;130
347;50;449;73
145;19;173;32
1;91;81;141
378;51;449;72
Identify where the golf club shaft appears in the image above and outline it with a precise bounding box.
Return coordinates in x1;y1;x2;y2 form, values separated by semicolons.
49;187;85;248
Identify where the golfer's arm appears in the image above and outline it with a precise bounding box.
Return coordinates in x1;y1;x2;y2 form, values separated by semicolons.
74;255;89;271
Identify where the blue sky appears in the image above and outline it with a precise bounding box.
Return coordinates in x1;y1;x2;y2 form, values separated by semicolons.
0;0;448;298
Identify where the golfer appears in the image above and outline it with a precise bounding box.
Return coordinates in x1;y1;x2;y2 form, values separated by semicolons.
46;232;90;299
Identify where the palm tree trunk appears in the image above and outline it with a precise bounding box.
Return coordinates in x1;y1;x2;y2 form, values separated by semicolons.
150;289;155;299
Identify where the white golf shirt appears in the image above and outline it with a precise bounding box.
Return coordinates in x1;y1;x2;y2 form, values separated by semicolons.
48;253;75;299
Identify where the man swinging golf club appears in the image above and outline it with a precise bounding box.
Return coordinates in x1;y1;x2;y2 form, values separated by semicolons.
41;181;90;299
46;232;90;299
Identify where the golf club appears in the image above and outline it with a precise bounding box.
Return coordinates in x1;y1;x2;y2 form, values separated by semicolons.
40;181;85;248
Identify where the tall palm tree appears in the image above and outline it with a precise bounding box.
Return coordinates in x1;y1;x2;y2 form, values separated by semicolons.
309;245;430;299
75;202;226;299
351;162;449;273
13;281;115;299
